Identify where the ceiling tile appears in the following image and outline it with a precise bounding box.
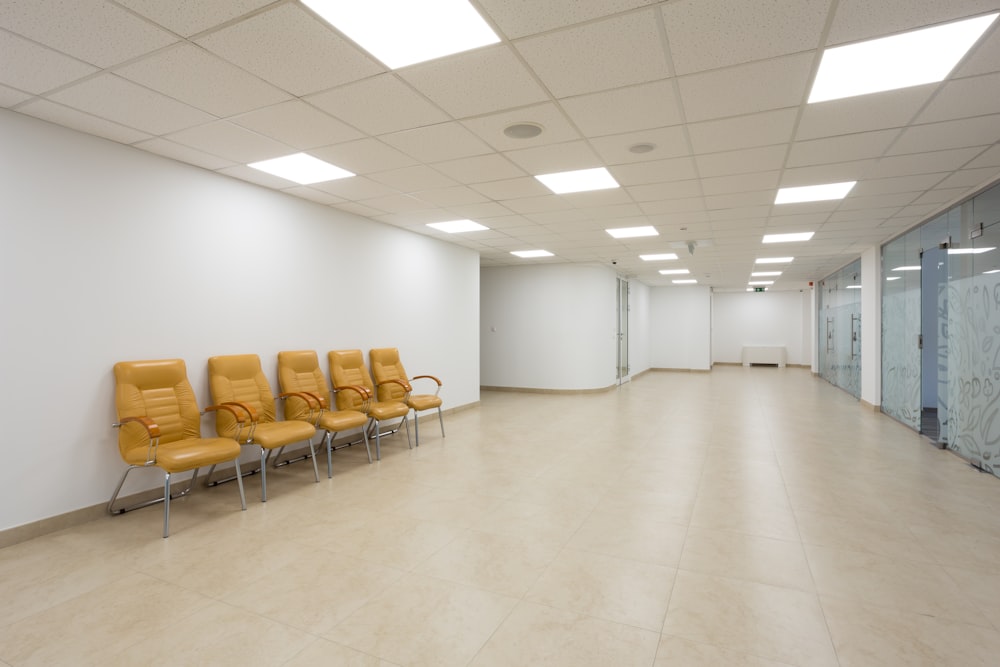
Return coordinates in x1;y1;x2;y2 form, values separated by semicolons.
196;3;384;96
115;0;275;38
889;115;1000;156
701;171;781;196
164;120;293;163
413;186;489;207
796;85;936;140
311;138;417;175
133;137;235;170
966;145;1000;169
677;53;813;122
0;0;176;67
695;145;787;177
471;177;551;200
0;85;32;107
116;43;291;118
935;167;1000;190
869;147;986;179
230;100;363;149
0;30;97;95
851;173;947;196
909;187;971;206
280;186;344;206
502;195;576;214
590;126;690;165
216;164;299;189
433;154;526;183
826;0;999;46
460;103;580;151
916;72;1000;124
639;197;706;215
333;201;388;218
504;140;603;174
48;74;213;135
627;179;703;202
559;80;683;137
609;157;698;185
955;24;1000;78
447;202;516;219
515;9;671;98
400;44;548;118
367;165;458;192
705;191;774;210
360;194;437;214
780;159;877;186
562;188;633;208
663;0;829;75
306;74;448;136
688;109;798;155
477;0;654;39
838;192;920;211
312;176;400;201
16;99;151;144
381;122;493;163
786;129;901;167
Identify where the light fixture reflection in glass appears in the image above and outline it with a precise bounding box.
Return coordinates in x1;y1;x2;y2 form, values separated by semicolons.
892;265;921;271
948;247;996;255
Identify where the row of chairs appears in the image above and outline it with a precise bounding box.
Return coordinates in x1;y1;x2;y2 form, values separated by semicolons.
109;348;444;537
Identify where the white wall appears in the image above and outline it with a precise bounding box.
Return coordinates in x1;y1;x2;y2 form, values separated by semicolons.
480;264;617;390
648;286;712;371
712;291;808;365
628;280;651;376
0;110;480;531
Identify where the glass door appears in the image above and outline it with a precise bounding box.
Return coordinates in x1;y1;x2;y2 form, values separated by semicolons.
616;277;630;385
920;243;948;445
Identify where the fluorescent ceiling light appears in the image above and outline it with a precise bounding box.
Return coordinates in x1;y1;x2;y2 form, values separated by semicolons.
846;285;862;289
606;226;658;239
809;13;998;103
775;182;856;204
511;249;553;258
426;219;488;233
892;265;921;271
247;153;354;184
535;167;620;194
640;253;678;261
672;279;698;284
301;0;500;69
886;276;901;281
763;232;815;243
948;246;996;254
752;271;782;277
658;269;690;275
756;257;794;264
748;281;774;286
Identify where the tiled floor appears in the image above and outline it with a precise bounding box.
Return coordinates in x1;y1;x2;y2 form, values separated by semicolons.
3;366;1000;666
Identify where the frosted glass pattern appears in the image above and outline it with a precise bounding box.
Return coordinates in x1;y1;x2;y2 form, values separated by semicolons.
882;287;920;429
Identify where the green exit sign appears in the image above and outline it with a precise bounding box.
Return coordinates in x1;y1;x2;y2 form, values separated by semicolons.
754;287;765;292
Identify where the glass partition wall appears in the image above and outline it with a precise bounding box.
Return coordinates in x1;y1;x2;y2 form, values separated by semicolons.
818;260;862;397
881;179;1000;476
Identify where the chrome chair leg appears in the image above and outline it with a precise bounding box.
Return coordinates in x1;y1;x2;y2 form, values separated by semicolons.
162;472;171;538
233;457;247;511
259;447;268;502
437;406;445;438
307;435;320;483
414;410;419;447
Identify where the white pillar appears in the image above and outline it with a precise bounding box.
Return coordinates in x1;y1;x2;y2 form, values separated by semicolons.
860;245;882;409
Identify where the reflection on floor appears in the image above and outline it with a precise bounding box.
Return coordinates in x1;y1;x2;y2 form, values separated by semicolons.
2;366;1000;666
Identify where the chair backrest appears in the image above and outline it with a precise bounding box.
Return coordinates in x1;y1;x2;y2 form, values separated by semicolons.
328;349;373;411
207;354;277;438
370;347;409;402
277;350;329;422
114;359;202;456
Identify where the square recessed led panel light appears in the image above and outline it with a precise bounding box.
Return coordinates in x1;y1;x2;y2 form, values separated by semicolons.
606;225;658;239
658;269;690;275
763;232;815;243
248;153;354;184
748;281;774;286
775;182;856;204
511;250;554;258
756;257;794;264
426;219;489;233
640;253;679;261
672;279;698;284
809;13;998;103
948;246;996;254
892;265;921;271
751;271;782;277
535;167;620;194
301;0;500;69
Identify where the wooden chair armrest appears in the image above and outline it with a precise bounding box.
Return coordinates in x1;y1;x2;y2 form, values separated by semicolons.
115;415;161;438
379;378;412;392
279;391;321;408
335;385;372;399
412;374;442;386
206;401;258;422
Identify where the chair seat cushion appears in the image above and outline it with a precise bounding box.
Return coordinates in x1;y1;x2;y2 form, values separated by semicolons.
250;420;316;448
127;437;242;473
318;410;368;432
369;401;409;420
408;394;442;411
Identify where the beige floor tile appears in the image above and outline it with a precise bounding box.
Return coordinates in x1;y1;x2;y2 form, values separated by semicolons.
107;600;314;666
805;543;990;627
654;635;799;666
678;526;814;592
475;499;589;550
413;528;560;597
381;486;506;527
596;486;698;526
469;601;660;667
794;508;934;563
662;571;838;667
822;595;1000;667
325;573;517;667
945;565;1000;628
284;638;400;666
907;519;1000;572
689;496;801;542
525;547;676;630
567;506;688;566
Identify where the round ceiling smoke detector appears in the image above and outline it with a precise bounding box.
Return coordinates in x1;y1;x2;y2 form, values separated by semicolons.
628;142;656;154
503;122;544;139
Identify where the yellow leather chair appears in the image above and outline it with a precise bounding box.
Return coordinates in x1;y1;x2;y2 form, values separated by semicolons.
207;354;317;501
328;349;410;461
277;350;372;476
370;347;444;447
110;359;247;538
